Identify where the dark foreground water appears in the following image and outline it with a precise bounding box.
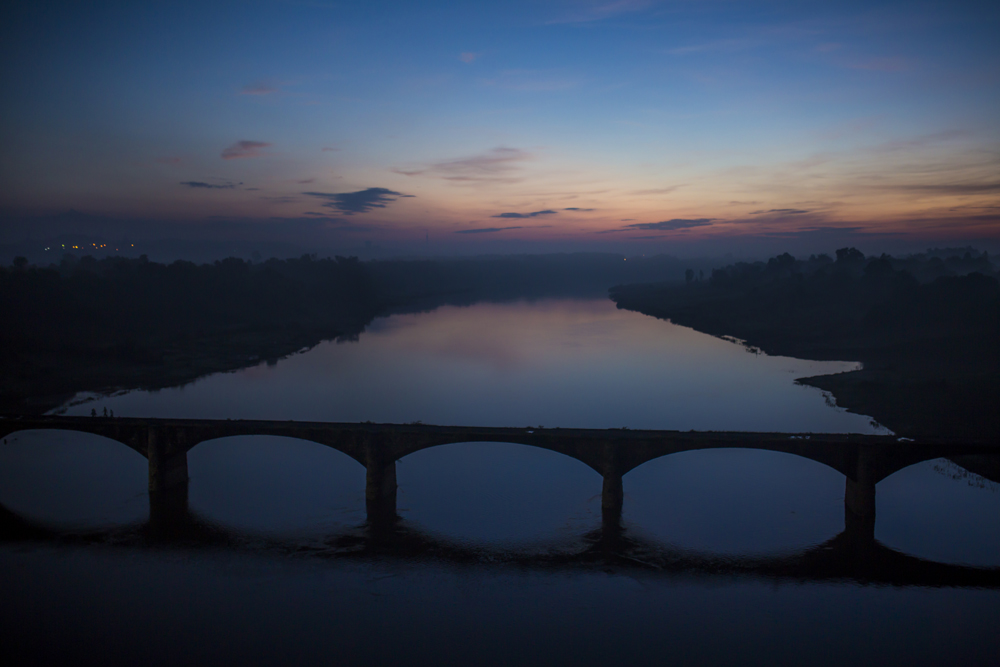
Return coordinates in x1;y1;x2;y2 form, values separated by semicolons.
2;299;998;665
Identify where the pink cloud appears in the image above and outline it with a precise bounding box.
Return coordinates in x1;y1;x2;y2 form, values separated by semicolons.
221;140;271;160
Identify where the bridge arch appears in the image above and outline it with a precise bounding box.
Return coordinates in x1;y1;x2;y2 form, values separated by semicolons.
0;428;149;527
873;457;1000;568
391;436;606;475
184;433;368;468
390;440;603;544
873;454;984;484
621;447;847;555
183;435;368;534
619;442;854;480
0;425;147;458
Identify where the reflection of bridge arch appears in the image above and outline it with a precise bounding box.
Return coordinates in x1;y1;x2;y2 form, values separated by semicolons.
3;496;998;590
2;416;997;536
186;433;368;469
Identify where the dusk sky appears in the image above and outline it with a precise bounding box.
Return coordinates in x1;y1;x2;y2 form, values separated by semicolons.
2;0;998;256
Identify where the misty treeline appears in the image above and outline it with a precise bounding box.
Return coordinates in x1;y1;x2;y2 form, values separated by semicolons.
0;252;703;412
665;247;999;348
611;247;1000;440
1;254;379;358
651;247;1000;347
2;252;700;351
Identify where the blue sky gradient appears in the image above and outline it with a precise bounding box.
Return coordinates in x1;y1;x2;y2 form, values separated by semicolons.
2;0;998;255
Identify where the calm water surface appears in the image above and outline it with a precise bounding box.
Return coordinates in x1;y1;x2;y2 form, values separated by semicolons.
2;298;997;665
58;298;881;431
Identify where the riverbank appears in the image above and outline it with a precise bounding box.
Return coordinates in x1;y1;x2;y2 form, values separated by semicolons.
610;251;1000;441
2;253;698;415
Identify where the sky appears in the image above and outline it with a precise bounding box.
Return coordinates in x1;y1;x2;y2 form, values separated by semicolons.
1;0;998;257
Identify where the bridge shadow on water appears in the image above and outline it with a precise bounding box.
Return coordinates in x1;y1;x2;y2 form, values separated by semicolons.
2;416;998;589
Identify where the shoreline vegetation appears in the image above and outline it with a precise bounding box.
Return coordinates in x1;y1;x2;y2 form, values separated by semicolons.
611;248;1000;441
1;253;697;415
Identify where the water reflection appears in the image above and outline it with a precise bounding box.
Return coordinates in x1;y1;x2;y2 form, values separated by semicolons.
3;492;998;590
2;432;997;572
188;436;366;536
0;430;147;528
877;459;1000;567
58;299;886;434
397;442;599;549
623;449;844;555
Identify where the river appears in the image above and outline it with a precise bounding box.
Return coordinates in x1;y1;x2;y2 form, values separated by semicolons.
1;298;997;665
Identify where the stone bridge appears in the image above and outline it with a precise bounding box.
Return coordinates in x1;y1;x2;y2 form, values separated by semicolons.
2;416;998;536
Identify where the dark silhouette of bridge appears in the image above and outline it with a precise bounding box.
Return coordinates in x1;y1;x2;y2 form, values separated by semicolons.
2;416;998;542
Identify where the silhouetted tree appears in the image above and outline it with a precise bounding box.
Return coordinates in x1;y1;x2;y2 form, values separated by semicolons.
836;247;865;264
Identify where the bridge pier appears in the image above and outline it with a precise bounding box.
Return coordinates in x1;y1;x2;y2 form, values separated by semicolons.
365;455;397;521
844;446;876;541
602;472;623;523
147;426;190;528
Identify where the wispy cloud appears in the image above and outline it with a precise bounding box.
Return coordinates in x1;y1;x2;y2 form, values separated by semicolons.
393;147;532;185
180;181;237;189
241;81;279;95
321;146;340;152
631;185;684;196
888;182;1000;196
563;207;595;211
872;130;969;154
548;0;652;25
750;208;810;215
303;187;414;214
492;209;557;219
454;226;524;234
601;217;714;233
221;140;271;160
626;218;714;231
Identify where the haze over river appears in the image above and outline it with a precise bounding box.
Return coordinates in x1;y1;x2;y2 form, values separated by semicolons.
2;298;998;665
